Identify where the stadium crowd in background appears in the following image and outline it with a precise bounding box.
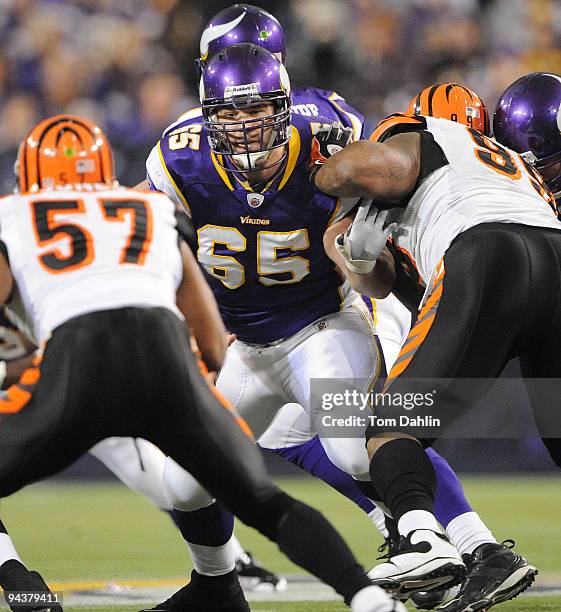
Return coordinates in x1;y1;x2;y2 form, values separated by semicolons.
0;0;560;192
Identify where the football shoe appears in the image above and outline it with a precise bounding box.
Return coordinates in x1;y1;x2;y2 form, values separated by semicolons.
139;569;249;612
435;540;537;611
368;529;466;600
0;560;62;612
350;585;407;611
235;551;287;592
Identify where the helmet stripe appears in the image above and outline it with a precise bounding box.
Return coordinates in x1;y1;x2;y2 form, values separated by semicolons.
426;84;440;116
200;12;246;58
35;117;77;187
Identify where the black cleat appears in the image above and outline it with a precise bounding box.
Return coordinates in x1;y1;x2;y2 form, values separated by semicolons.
0;560;63;611
235;551;287;592
435;540;537;611
139;569;250;612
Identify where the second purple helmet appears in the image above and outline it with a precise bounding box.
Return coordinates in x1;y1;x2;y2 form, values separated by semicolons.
200;43;291;173
200;4;286;65
494;72;561;199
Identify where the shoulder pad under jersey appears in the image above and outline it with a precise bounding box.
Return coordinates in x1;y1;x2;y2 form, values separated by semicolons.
369;113;427;143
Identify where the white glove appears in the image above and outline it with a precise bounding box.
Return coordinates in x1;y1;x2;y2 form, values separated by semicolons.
335;201;398;275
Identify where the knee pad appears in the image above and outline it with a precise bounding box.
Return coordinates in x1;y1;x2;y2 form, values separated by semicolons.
321;438;370;480
162;456;215;511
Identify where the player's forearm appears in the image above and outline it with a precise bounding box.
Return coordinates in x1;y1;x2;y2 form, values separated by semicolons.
176;243;227;372
314;137;419;200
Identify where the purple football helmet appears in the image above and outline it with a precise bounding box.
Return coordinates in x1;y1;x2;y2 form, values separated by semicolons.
201;43;291;174
494;72;561;200
198;4;286;77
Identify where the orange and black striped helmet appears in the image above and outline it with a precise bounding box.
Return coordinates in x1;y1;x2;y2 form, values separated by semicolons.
16;115;115;193
407;83;490;135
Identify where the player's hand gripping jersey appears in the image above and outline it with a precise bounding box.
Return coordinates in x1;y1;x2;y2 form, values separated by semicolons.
371;114;561;291
0;187;183;342
147;112;357;344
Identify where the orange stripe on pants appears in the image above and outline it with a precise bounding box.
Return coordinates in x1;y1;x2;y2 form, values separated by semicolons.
385;263;445;388
197;357;254;441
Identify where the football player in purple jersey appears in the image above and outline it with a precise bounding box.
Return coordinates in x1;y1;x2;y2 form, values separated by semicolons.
141;42;389;611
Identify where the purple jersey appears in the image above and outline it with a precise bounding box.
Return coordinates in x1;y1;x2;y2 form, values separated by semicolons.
147;113;356;343
291;87;364;140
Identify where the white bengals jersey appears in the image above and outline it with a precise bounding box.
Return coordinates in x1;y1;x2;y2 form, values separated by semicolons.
374;115;561;292
0;186;183;342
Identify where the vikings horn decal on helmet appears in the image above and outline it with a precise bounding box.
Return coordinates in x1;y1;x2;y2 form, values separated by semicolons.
494;72;561;201
197;4;286;78
407;82;490;135
16;114;115;193
201;43;291;174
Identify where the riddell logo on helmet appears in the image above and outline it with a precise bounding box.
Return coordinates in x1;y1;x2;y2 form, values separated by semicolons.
224;83;260;98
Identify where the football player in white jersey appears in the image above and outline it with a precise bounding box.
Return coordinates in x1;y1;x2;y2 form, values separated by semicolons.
312;81;561;609
0;114;406;612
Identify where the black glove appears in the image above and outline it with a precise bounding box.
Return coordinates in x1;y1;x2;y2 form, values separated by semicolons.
309;122;353;185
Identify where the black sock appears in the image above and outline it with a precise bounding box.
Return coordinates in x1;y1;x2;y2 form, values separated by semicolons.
276;500;370;604
369;438;436;523
355;479;382;502
385;514;400;545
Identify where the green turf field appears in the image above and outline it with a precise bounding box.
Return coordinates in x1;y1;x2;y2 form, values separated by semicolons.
1;474;560;610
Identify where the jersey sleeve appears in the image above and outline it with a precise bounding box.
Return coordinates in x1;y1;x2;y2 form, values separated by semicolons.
146;143;191;216
370;113;448;185
325;91;364;141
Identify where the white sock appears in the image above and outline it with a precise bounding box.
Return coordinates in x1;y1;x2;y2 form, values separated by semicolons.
230;534;245;561
368;506;390;539
398;510;439;536
187;538;236;576
0;533;22;567
446;512;497;556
